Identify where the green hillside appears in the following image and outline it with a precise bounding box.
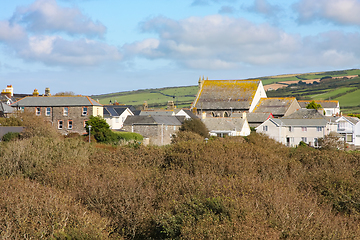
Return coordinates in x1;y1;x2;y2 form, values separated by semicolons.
92;86;198;109
92;69;360;113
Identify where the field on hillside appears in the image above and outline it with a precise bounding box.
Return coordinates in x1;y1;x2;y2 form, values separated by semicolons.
92;69;360;113
92;86;198;109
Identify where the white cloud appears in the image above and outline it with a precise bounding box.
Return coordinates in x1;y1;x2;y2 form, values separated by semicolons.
294;0;360;25
21;36;122;66
0;0;121;67
127;15;300;69
124;15;360;71
246;0;281;16
12;0;106;38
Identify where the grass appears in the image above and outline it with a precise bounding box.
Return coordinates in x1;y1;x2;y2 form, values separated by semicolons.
309;87;357;100
336;89;360;107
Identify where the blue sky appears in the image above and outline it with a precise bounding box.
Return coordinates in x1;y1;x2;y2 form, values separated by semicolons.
1;0;360;95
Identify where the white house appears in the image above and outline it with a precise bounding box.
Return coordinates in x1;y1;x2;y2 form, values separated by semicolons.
103;106;134;130
202;115;251;137
335;116;360;147
256;109;330;147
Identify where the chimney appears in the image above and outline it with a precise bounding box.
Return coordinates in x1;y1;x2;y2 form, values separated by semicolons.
44;87;51;96
167;100;175;110
143;101;148;110
33;89;39;96
5;85;13;96
202;112;206;119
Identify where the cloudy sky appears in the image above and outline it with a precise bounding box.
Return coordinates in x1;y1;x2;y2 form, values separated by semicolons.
0;0;360;95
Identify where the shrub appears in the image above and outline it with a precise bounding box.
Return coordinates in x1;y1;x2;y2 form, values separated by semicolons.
114;131;143;141
2;132;20;142
306;101;322;110
179;118;210;138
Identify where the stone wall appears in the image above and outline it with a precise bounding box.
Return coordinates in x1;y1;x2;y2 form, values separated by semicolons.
123;124;180;145
25;106;94;135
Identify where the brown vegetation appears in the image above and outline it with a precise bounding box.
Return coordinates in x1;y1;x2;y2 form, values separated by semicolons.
1;120;360;239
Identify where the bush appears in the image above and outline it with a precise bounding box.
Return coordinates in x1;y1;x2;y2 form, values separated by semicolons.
2;132;20;142
179;118;210;138
114;131;143;141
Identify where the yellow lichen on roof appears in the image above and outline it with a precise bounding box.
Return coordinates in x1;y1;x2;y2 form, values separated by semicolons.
253;97;295;112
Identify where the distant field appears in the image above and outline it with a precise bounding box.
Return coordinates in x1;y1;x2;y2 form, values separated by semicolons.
92;69;360;112
310;87;357;100
93;86;198;109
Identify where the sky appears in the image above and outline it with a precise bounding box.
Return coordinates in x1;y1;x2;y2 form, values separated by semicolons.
1;0;360;95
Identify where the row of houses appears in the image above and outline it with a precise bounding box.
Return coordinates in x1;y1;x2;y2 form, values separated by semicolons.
0;80;356;148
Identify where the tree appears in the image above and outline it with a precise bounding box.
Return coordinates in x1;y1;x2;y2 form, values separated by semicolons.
54;91;76;96
179;118;210;138
85;115;116;143
306;101;322;110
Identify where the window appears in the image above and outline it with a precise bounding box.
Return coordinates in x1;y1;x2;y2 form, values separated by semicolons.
338;122;346;130
63;107;69;116
347;134;353;142
301;137;307;143
301;127;307;132
289;126;293;132
68;120;73;129
35;107;41;116
82;107;88;116
116;117;119;123
84;120;87;128
263;126;268;131
316;127;323;132
45;107;51;116
58;120;63;129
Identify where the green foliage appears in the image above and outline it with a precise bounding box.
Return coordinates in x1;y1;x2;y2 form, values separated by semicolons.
114;131;143;141
85;115;116;143
306;101;323;110
2;132;20;142
179;118;210;138
298;141;307;147
0;116;23;126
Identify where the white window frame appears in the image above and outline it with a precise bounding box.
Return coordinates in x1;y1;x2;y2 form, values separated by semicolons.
82;107;88;116
301;137;307;143
63;107;69;116
263;126;268;131
68;120;73;130
35;107;41;116
45;107;51;116
316;127;323;132
301;127;307;132
58;120;63;129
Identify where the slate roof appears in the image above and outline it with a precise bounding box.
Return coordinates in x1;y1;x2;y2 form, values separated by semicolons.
124;115;182;126
103;106;130;117
0;102;14;113
341;116;360;125
194;80;261;110
269;109;328;126
139;110;175;116
253;97;297;116
11;96;102;107
202;118;246;132
298;100;339;108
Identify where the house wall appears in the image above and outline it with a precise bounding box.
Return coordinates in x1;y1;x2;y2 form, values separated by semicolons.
24;106;101;134
105;109;133;130
284;100;301;117
257;120;326;147
123;124;180;145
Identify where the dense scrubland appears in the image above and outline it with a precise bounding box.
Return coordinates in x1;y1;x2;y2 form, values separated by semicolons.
2;117;360;239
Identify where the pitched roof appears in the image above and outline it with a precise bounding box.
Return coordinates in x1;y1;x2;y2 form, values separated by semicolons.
245;112;273;123
194;80;262;110
139;110;175;116
11;96;102;107
124;115;182;126
0;102;14;113
269;109;328;126
202;118;246;132
253;97;297;116
298;100;339;108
